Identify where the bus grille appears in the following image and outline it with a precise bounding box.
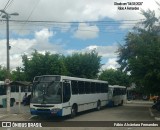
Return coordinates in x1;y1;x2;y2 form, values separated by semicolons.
37;109;50;111
33;105;54;107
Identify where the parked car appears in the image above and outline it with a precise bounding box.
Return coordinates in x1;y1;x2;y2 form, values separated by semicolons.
150;95;159;103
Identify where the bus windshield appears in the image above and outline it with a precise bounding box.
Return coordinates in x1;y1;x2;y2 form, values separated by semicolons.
31;81;62;104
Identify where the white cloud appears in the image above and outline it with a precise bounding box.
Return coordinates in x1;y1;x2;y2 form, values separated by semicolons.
13;0;159;20
86;45;98;50
0;0;159;34
0;0;159;70
0;28;63;70
101;58;120;70
84;45;119;70
32;28;63;53
67;44;118;58
66;44;119;69
83;45;118;58
74;23;99;40
35;28;54;42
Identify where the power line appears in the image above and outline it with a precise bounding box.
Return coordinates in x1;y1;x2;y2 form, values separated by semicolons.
18;0;41;33
0;18;138;34
1;0;41;57
0;18;142;33
0;25;128;34
3;0;11;10
0;19;142;30
4;0;14;11
0;0;11;16
0;18;142;54
3;19;144;24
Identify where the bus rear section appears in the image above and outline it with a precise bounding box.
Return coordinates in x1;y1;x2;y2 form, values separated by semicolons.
108;85;127;107
0;81;31;107
30;75;109;117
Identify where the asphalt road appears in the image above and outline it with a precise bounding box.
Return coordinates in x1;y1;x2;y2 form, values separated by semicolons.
27;101;154;121
0;100;160;130
68;103;154;121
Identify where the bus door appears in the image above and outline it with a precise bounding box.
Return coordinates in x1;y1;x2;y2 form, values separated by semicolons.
108;87;113;101
62;80;71;116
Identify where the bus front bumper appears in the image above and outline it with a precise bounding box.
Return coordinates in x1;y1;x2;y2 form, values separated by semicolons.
30;108;62;116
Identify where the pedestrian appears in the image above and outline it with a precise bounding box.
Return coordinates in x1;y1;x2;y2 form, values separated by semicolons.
22;93;27;105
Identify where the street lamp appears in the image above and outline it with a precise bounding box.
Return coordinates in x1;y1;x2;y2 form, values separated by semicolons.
0;10;19;72
0;9;19;113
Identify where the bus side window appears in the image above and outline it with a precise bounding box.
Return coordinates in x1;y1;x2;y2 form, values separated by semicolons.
78;81;85;94
113;89;116;96
91;82;96;93
63;82;71;103
15;86;19;92
85;82;91;94
71;80;78;94
101;83;104;93
103;83;108;93
11;85;15;92
96;83;101;93
0;86;6;95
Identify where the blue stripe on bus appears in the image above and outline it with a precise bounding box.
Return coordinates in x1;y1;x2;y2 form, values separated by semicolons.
30;109;62;116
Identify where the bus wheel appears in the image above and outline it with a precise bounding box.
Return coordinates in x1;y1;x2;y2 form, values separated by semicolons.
96;101;101;111
71;105;77;118
112;101;115;107
120;100;123;106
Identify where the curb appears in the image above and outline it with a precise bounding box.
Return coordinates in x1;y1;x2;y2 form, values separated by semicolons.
0;114;11;120
0;114;19;120
0;115;6;118
149;108;160;121
149;108;154;117
155;117;160;121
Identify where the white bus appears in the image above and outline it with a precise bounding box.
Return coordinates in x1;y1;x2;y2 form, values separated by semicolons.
108;85;127;107
30;75;109;117
0;81;32;107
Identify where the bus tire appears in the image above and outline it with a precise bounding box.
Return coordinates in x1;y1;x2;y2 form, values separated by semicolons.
71;105;77;118
112;101;115;107
96;101;101;111
120;100;123;106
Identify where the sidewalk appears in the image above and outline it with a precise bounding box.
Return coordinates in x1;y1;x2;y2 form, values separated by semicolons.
126;99;153;104
1;100;160;121
149;107;160;121
0;103;31;121
126;99;160;120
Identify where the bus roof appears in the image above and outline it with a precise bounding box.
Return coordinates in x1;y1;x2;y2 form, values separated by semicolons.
0;81;4;85
34;75;108;84
109;85;126;89
0;81;31;86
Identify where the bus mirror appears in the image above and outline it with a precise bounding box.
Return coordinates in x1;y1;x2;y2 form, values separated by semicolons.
64;80;69;83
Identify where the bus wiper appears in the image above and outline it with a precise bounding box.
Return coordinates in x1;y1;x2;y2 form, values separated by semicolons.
41;81;54;104
48;81;54;87
42;89;46;104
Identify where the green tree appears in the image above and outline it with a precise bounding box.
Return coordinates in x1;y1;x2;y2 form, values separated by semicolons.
99;69;130;87
0;66;8;81
22;50;68;81
11;67;26;81
64;50;101;79
117;9;160;94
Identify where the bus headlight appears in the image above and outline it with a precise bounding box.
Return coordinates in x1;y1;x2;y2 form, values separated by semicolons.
51;108;61;113
30;108;36;111
30;108;37;115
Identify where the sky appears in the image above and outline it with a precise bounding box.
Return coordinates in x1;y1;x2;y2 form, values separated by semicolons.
0;0;159;71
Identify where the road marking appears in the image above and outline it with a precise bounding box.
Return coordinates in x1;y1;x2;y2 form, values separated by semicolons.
0;115;5;118
155;117;160;121
149;108;160;120
149;108;154;117
28;115;38;120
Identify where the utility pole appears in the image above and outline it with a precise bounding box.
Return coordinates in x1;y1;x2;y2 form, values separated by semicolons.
0;10;19;113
